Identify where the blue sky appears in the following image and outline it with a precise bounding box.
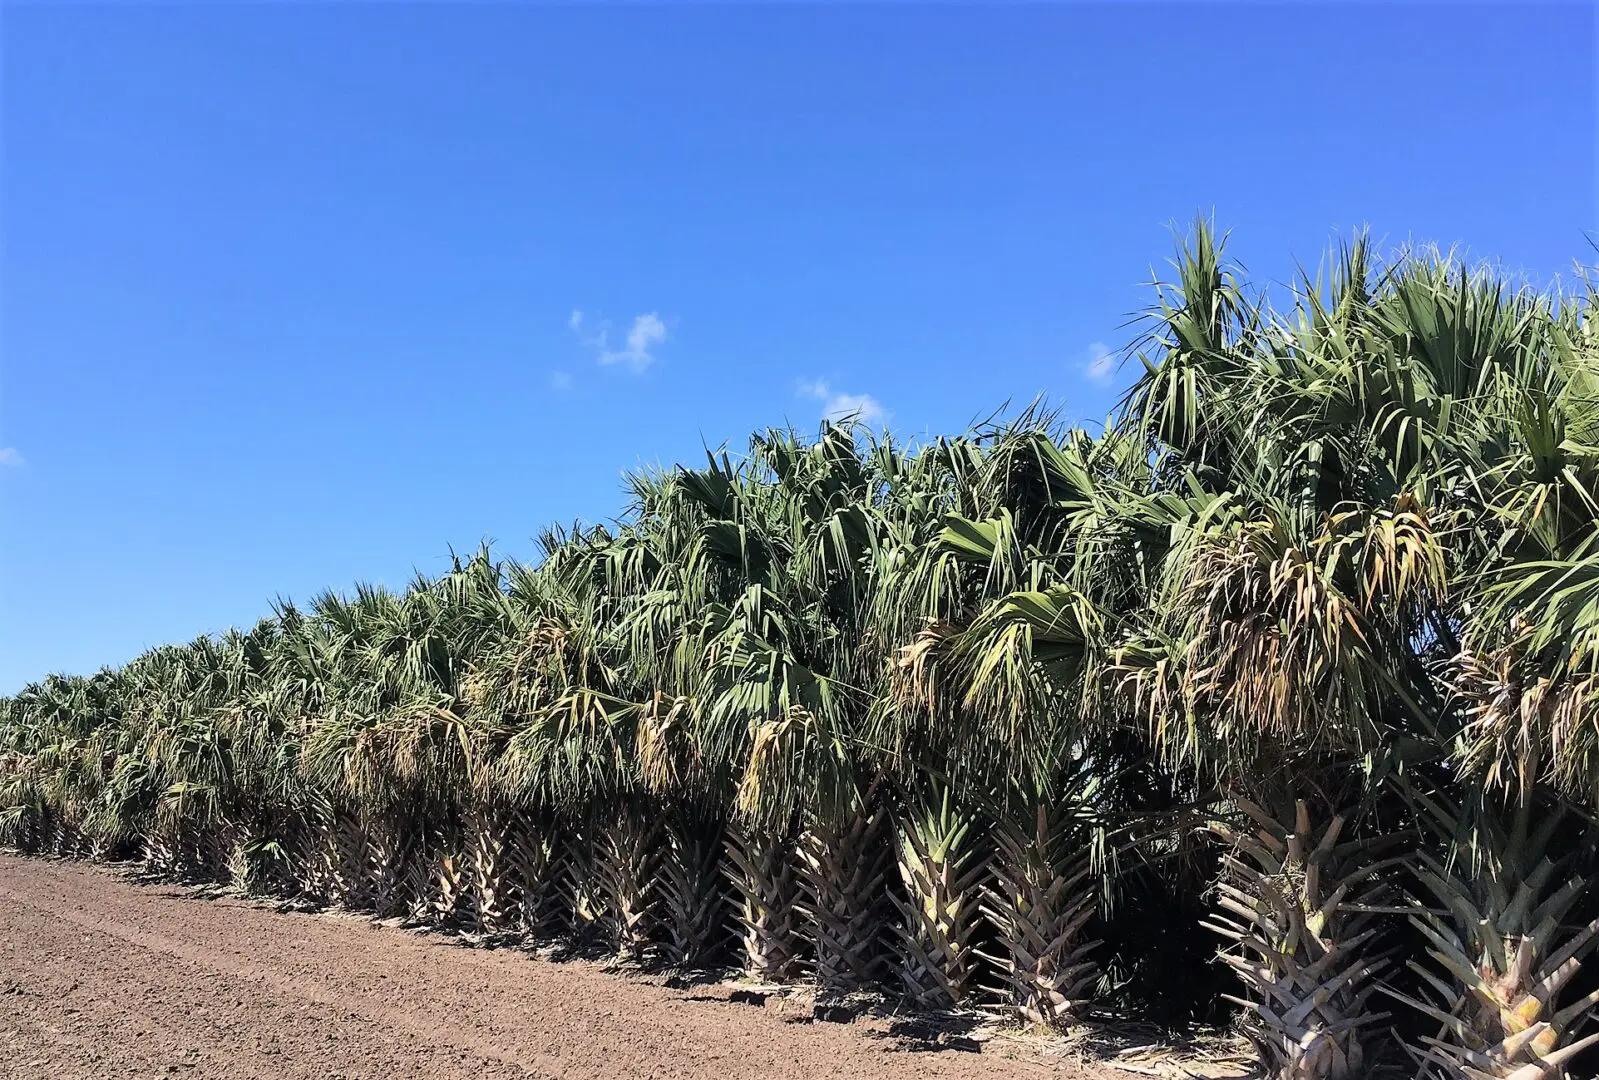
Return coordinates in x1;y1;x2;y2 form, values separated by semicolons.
1;2;1594;691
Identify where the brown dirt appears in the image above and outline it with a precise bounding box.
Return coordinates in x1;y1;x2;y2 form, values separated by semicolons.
0;854;1118;1080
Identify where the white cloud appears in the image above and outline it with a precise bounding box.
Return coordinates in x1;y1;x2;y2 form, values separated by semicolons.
799;380;888;426
601;313;667;371
1082;341;1116;384
549;371;573;391
0;447;22;468
569;310;670;373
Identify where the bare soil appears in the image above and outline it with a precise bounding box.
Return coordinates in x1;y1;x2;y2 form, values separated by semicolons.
0;855;1120;1080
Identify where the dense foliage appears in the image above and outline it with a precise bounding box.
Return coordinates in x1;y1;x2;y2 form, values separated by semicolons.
5;226;1598;1079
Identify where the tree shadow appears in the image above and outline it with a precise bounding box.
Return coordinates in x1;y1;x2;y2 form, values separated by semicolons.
863;1012;986;1053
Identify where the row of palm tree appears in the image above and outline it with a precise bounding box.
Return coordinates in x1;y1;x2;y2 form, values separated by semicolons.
3;225;1597;1079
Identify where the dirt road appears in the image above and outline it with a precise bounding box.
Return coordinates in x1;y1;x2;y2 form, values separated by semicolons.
0;855;1111;1079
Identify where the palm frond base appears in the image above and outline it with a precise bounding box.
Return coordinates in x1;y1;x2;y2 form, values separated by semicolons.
1207;798;1392;1080
893;792;988;1010
801;801;892;993
661;814;727;967
725;823;803;982
981;803;1100;1030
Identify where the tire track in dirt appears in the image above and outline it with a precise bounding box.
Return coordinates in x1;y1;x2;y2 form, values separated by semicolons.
0;878;567;1077
0;879;525;1080
0;893;309;1079
0;856;1101;1080
3;861;610;1069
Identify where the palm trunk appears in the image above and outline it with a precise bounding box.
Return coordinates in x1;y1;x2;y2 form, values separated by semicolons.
558;816;602;937
142;824;180;877
724;821;803;982
800;799;892;993
893;791;989;1009
1391;792;1599;1080
199;821;232;882
466;804;510;934
15;808;44;855
505;808;561;939
291;813;332;901
595;805;662;959
425;816;469;926
981;802;1100;1029
326;809;370;909
660;812;727;967
1207;797;1393;1080
368;816;420;918
50;815;81;858
401;832;437;923
241;812;301;898
224;821;261;893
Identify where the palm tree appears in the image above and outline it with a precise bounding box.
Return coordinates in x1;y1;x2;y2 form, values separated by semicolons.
1387;784;1599;1079
1113;227;1454;1078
